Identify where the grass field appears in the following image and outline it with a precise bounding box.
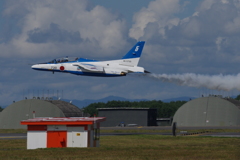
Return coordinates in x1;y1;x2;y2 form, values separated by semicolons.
100;128;240;134
0;129;27;133
1;128;240;134
0;135;240;160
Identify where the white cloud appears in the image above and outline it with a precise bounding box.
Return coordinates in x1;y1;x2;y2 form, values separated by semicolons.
221;0;229;4
0;0;129;58
215;37;228;51
197;0;216;11
128;0;240;73
225;16;240;33
129;0;180;40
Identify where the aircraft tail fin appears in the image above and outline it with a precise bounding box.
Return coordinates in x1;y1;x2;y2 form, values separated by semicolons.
121;41;145;66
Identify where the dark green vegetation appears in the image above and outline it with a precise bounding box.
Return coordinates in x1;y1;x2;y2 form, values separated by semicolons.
0;135;239;160
83;100;186;117
0;106;3;112
235;95;240;100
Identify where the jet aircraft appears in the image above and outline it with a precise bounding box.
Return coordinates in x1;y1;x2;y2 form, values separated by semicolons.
31;41;149;77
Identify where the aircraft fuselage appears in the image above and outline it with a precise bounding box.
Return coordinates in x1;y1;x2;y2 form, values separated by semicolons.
31;41;148;77
32;59;144;77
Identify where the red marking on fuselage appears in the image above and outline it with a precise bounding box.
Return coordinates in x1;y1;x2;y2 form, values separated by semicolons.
60;66;65;71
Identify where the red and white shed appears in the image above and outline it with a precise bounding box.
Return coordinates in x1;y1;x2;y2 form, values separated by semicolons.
21;117;106;149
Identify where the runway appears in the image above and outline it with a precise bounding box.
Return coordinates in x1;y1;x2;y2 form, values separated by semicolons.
101;126;240;130
201;132;240;137
0;133;27;139
0;132;173;139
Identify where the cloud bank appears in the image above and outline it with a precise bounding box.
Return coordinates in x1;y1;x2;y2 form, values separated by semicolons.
0;0;130;58
129;0;240;73
1;0;240;105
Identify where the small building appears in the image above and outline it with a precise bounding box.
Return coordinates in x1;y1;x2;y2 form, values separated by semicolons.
156;118;172;126
173;96;240;126
21;117;106;149
98;108;157;127
0;99;83;129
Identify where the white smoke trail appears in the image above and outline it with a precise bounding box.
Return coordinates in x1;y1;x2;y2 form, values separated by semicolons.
146;73;240;91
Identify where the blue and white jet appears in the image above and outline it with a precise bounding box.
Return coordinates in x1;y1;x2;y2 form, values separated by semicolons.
31;41;149;77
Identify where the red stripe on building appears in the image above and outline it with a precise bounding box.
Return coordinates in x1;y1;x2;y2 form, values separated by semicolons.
28;125;47;131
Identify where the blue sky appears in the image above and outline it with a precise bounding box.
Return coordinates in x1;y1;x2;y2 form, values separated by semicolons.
1;0;240;105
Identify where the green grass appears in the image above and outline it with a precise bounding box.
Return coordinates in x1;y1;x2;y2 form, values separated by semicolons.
100;128;240;134
0;129;27;133
0;128;239;134
0;135;239;160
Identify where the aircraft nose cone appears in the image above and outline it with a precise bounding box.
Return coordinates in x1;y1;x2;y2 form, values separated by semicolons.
31;64;38;69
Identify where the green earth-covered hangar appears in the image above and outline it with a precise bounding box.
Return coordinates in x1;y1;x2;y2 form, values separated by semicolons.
0;99;83;129
0;96;240;129
173;96;240;126
98;96;240;127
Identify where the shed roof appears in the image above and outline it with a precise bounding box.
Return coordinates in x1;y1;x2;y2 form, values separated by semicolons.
21;117;106;125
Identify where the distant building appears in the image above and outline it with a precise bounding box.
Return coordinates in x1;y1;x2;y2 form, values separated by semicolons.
156;118;172;126
173;96;240;126
0;99;83;129
98;108;157;127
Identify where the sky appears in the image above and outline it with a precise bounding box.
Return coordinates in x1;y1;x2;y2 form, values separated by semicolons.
1;0;240;105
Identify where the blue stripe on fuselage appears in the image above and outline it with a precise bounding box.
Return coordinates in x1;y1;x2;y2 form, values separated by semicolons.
32;68;124;77
77;58;98;62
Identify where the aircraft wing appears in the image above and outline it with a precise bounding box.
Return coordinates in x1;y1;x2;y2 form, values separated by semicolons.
73;63;104;72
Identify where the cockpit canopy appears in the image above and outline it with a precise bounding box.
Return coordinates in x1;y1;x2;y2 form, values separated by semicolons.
48;57;79;64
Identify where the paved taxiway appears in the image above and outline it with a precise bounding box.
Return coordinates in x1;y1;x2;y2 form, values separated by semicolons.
1;132;240;139
201;132;240;137
0;133;240;140
0;133;27;139
0;132;172;139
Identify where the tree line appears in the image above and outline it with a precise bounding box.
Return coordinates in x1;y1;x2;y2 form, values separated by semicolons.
83;100;187;118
